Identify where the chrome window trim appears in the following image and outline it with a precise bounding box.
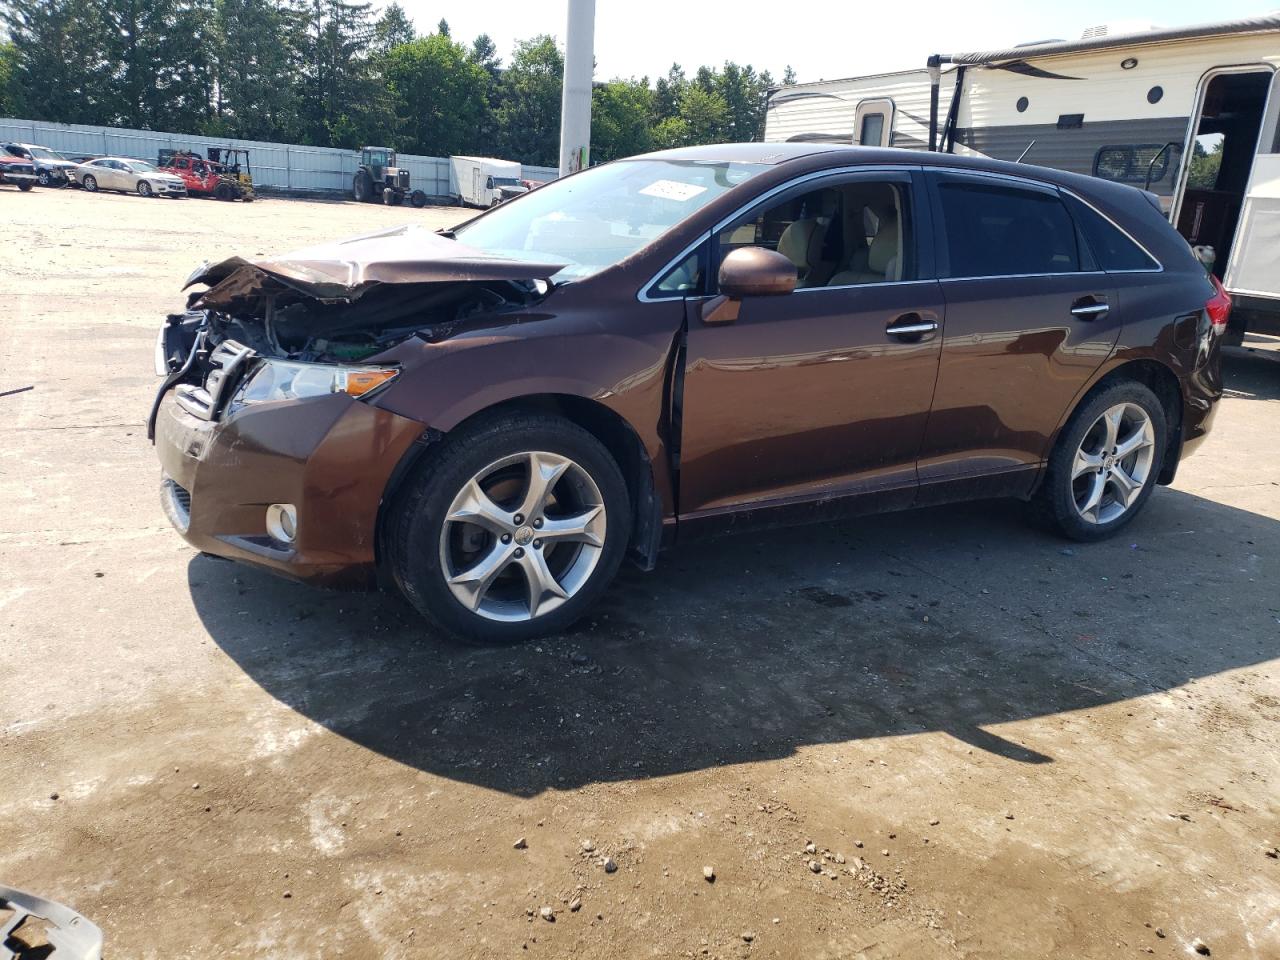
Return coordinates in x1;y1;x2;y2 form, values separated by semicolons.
939;270;1109;283
636;161;1165;301
636;165;918;303
794;278;939;294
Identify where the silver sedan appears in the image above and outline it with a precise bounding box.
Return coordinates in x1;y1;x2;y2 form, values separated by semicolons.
72;158;187;198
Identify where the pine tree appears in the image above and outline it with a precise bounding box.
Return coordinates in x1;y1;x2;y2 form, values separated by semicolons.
373;2;415;54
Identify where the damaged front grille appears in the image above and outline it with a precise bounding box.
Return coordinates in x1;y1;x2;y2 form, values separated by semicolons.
174;339;256;421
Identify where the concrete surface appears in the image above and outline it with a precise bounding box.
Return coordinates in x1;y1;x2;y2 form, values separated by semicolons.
1;188;1278;959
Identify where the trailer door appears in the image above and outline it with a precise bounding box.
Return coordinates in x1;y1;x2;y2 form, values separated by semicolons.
1224;72;1280;301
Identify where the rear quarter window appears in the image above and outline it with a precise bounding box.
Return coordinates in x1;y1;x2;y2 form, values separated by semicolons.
1064;193;1160;272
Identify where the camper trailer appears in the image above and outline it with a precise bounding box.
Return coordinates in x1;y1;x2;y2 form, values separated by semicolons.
764;16;1280;336
450;156;528;208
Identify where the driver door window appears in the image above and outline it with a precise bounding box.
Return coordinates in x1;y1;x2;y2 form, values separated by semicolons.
715;180;912;289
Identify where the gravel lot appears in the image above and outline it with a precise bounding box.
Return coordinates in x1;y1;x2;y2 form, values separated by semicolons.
2;187;1278;959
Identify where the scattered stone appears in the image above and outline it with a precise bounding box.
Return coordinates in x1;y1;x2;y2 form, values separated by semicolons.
581;839;595;852
1155;928;1166;939
833;853;846;864
854;840;863;848
808;860;822;874
741;931;755;943
881;849;890;857
804;842;816;854
571;652;589;665
49;792;59;801
282;891;291;899
888;833;896;839
702;865;715;882
513;837;528;850
1004;812;1015;820
1265;846;1279;859
539;906;555;922
602;857;617;873
569;898;582;912
1191;939;1210;955
772;918;780;925
192;783;200;790
929;818;940;826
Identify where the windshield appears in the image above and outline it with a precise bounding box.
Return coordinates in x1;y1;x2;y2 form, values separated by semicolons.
453;159;770;279
28;147;64;161
128;160;158;173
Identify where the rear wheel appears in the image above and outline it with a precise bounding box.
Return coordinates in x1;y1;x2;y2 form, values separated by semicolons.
1035;381;1167;541
388;412;632;644
82;174;98;192
137;180;153;197
353;170;373;202
410;189;427;208
17;181;33;191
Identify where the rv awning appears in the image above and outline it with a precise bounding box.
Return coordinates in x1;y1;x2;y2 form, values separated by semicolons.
948;15;1280;64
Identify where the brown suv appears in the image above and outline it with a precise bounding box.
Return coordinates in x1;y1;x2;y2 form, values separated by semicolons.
151;143;1226;642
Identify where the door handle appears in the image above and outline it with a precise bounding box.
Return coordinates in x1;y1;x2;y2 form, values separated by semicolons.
886;313;939;339
1071;297;1109;320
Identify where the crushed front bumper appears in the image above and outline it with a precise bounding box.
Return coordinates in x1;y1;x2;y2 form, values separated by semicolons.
154;390;427;588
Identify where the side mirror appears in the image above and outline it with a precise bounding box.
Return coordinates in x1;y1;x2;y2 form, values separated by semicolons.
719;247;798;298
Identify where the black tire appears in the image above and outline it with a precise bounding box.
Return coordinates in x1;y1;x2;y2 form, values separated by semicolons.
382;187;395;205
213;183;233;201
1034;380;1167;542
82;174;98;192
353;170;373;203
18;181;33;192
137;180;153;197
410;189;427;208
388;412;632;644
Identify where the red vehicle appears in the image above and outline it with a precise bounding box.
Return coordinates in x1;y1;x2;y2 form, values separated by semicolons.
0;154;37;191
161;151;243;201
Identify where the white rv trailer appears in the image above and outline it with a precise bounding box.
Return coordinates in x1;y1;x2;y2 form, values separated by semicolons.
764;16;1280;333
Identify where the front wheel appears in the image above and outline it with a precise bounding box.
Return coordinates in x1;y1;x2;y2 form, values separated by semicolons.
137;180;153;197
37;170;52;187
1034;381;1167;541
388;413;632;644
82;175;98;192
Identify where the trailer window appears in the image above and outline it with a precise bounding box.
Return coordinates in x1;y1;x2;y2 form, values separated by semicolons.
1093;144;1178;186
858;113;885;146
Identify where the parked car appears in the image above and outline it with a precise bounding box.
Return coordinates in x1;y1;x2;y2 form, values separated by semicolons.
2;142;79;187
0;153;38;191
150;143;1226;643
72;157;187;197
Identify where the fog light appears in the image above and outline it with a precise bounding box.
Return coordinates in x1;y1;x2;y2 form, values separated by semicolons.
266;503;297;544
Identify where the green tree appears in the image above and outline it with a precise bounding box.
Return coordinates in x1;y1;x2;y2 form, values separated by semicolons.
591;78;653;161
675;84;728;145
653;63;685;121
496;35;562;166
209;0;302;140
469;33;500;80
384;32;487;155
436;16;449;36
294;0;392;146
0;41;17;116
373;1;415;54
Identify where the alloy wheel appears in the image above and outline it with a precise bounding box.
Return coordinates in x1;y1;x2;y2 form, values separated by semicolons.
1071;402;1156;525
438;451;607;622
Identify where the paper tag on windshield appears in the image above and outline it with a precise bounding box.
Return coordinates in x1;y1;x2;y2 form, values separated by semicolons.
639;179;707;202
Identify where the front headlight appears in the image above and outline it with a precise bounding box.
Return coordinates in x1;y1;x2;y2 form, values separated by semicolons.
231;359;399;409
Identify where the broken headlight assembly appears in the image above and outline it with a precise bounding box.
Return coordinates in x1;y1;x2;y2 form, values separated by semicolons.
230;358;400;410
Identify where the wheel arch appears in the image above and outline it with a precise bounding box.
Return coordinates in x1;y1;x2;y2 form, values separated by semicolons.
1048;357;1185;489
375;393;664;575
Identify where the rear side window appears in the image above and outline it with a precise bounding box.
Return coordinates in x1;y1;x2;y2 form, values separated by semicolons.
1063;194;1160;271
936;180;1081;278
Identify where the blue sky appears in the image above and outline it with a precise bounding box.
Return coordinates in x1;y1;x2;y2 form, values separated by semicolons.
398;1;1274;83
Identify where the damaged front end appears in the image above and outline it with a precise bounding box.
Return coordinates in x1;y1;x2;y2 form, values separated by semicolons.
148;223;564;438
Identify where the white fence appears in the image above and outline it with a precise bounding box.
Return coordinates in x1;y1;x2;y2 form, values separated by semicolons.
0;117;559;197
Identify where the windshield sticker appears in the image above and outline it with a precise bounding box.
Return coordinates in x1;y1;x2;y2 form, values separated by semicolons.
639;180;708;202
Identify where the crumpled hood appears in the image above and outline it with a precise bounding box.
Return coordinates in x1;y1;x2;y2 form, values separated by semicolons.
187;223;565;307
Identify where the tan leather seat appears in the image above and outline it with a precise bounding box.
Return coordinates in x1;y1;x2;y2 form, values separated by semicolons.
829;205;900;285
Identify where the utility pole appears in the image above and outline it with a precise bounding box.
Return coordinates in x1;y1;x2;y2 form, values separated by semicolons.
558;0;595;177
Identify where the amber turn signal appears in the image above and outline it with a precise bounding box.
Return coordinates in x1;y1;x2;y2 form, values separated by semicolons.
341;368;399;396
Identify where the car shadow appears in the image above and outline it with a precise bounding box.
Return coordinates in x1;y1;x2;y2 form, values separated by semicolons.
190;479;1279;796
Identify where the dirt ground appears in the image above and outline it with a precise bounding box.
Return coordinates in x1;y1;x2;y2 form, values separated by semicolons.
2;186;1278;960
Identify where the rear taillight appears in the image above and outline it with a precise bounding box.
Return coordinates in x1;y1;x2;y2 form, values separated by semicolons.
1206;275;1231;331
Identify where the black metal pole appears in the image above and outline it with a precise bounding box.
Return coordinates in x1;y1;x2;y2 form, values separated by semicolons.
927;55;941;152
